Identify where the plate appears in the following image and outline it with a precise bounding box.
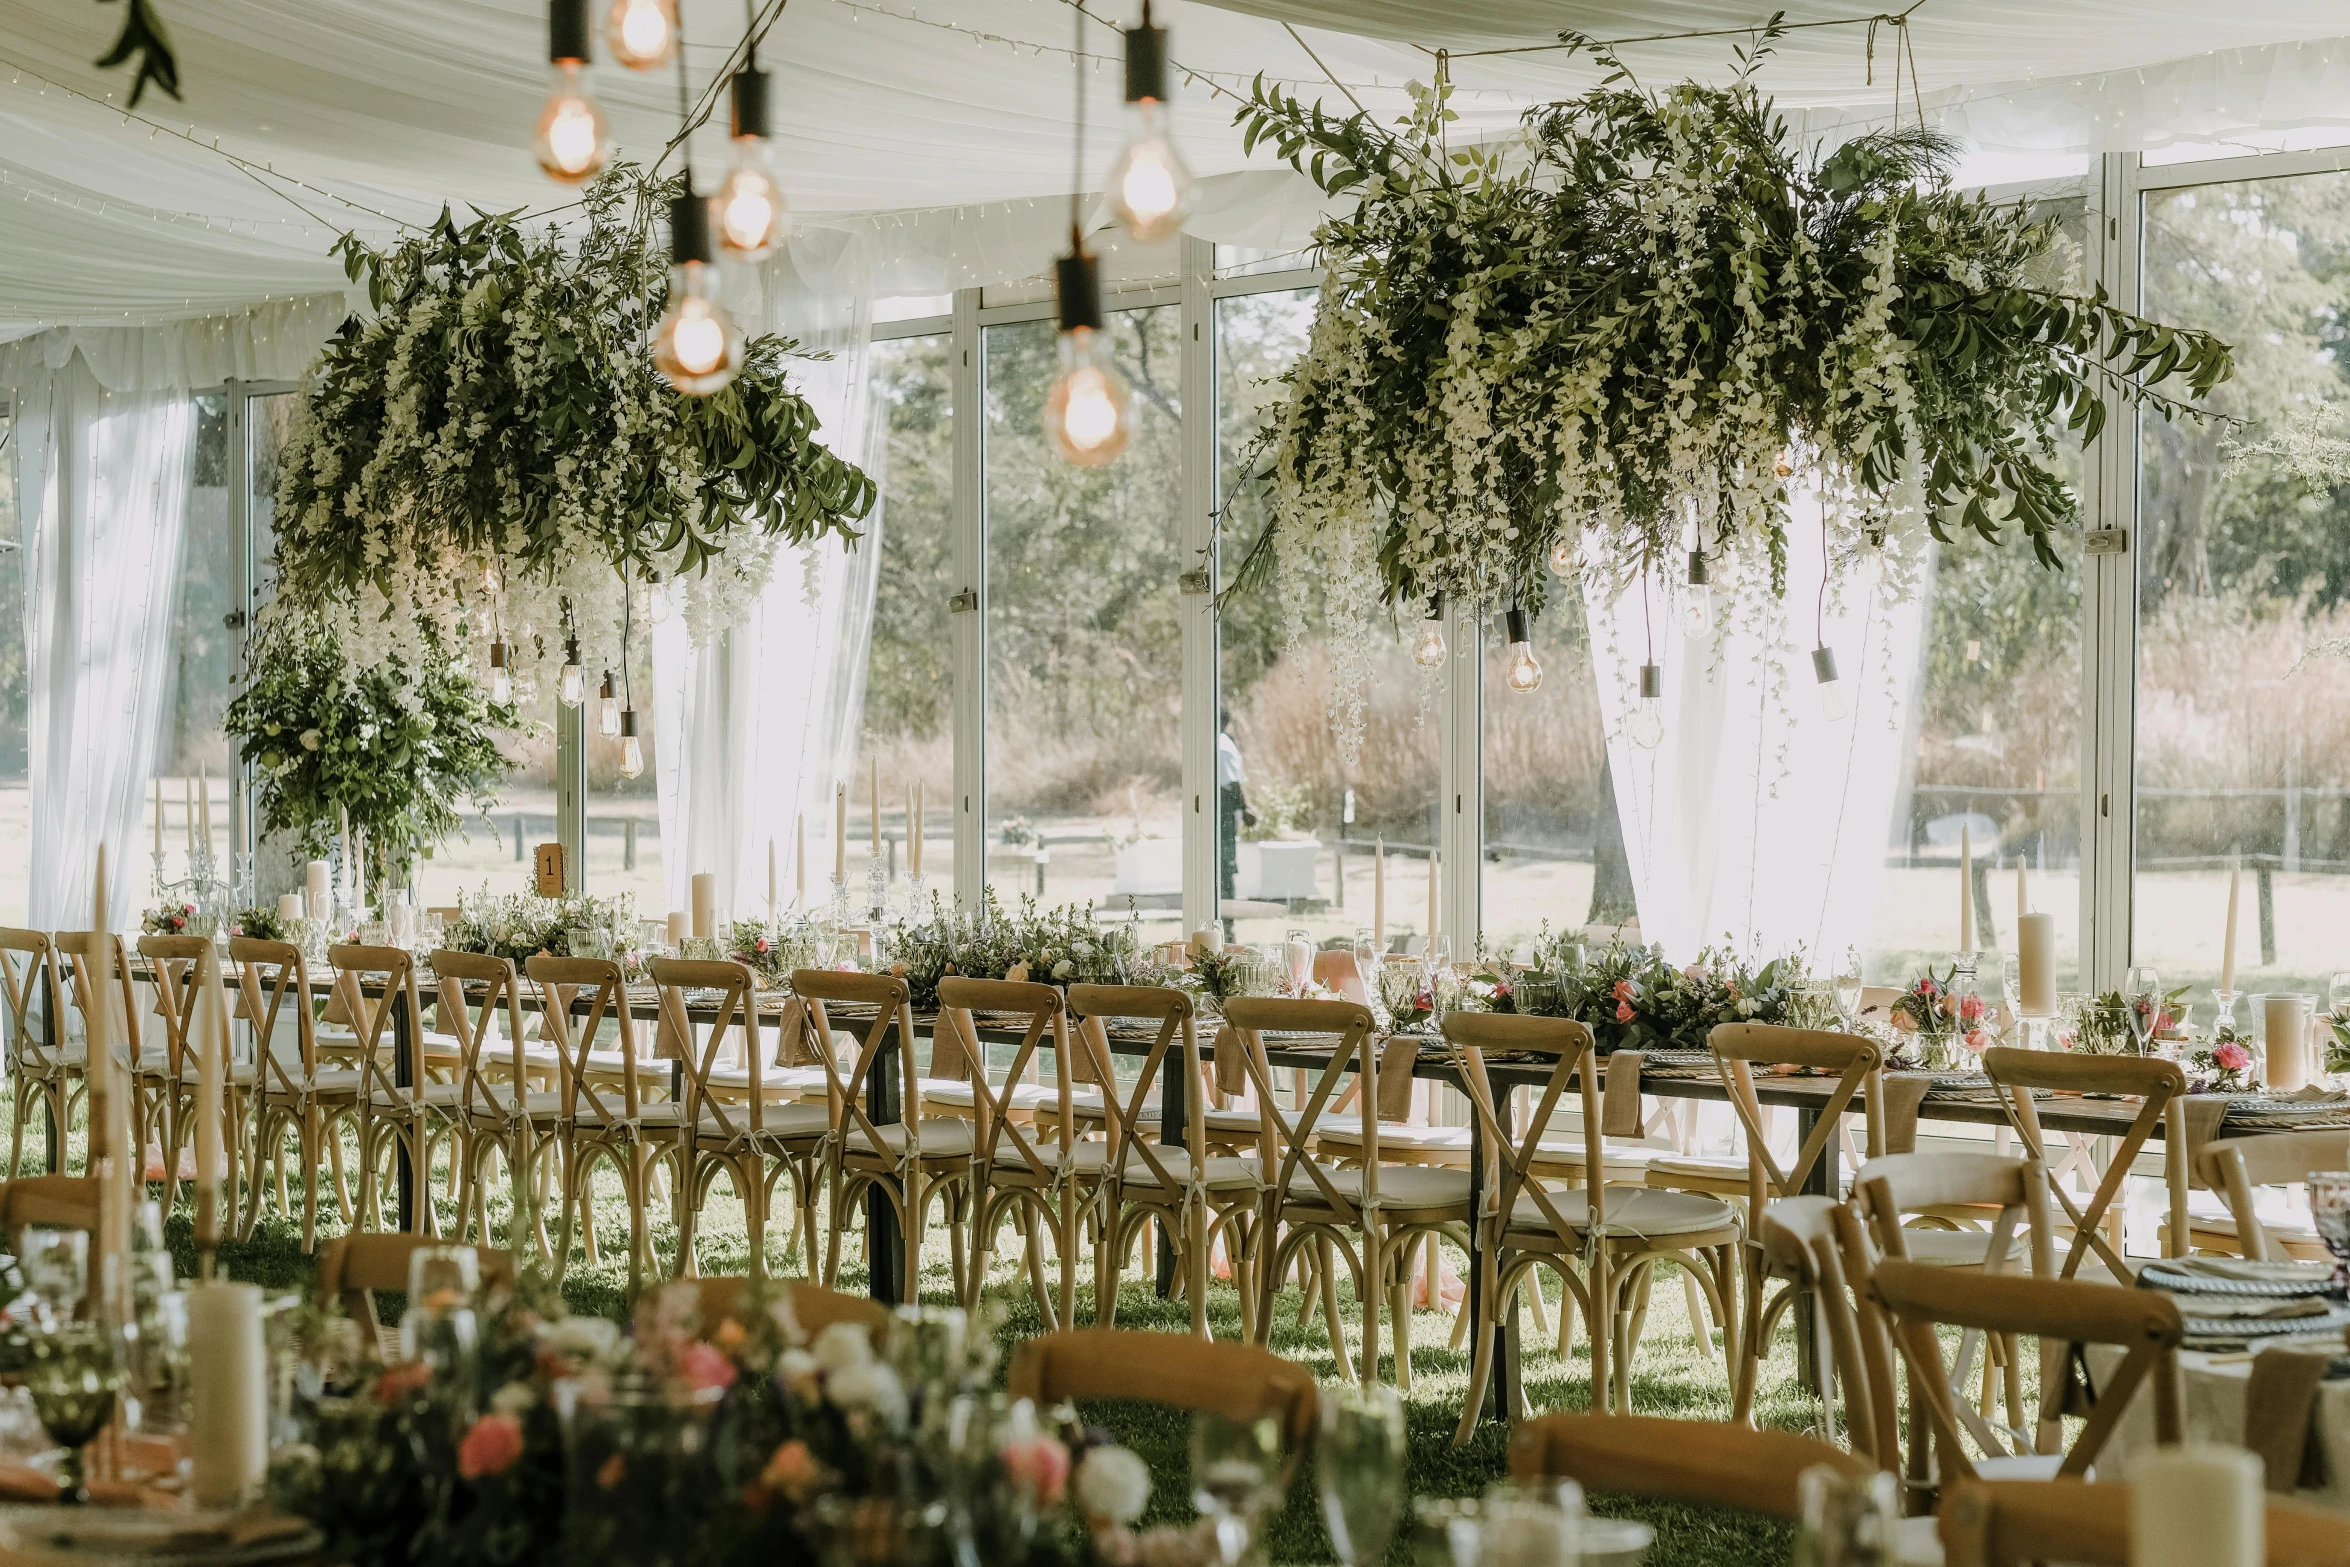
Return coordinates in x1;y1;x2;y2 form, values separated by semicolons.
2139;1258;2335;1298
0;1507;322;1567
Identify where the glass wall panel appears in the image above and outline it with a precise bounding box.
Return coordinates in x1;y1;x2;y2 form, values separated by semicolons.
1215;289;1440;952
142;393;234;910
0;401;22;926
1480;599;1610;960
858;333;956;912
982;308;1183;935
580;619;658;913
2135;171;2350;1003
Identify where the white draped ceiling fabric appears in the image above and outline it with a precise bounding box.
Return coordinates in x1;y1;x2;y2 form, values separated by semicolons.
5;0;2350;934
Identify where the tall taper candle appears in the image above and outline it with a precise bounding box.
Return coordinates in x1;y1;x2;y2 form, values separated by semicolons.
1958;824;1974;952
339;805;352;897
153;776;164;856
2221;855;2241;994
198;762;211;849
909;785;921;876
869;758;881;855
1427;849;1439;947
768;839;777;915
187;1283;269;1507
1373;836;1386;951
834;784;846;881
90;846;131;1325
796;813;807;906
2016;855;2028;928
184;776;195;853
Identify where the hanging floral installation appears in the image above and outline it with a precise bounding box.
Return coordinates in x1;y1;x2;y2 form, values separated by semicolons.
269;164;875;685
1225;25;2233;751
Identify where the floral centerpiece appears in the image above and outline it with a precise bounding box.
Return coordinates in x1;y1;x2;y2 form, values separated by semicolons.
880;891;1175;1012
1226;30;2230;755
232;904;292;943
1511;930;1809;1054
1889;965;1991;1065
142;901;203;937
2190;1026;2259;1093
725;917;821;989
2059;991;2138;1055
442;887;641;973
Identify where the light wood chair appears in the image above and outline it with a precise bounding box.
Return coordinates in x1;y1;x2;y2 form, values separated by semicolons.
233;936;362;1251
651;956;830;1280
1868;1260;2182;1489
335;944;464;1236
675;1274;890;1338
526;954;670;1290
54;932;160;1180
134;934;212;1200
948;977;1105;1331
1507;1411;1870;1519
790;968;974;1304
0;1174;102;1242
428;949;559;1254
1754;1196;1903;1472
1979;1047;2187;1279
1446;1011;1740;1440
2193;1129;2350;1264
1227;996;1475;1388
1006;1327;1320;1458
1672;1023;1883;1425
315;1231;517;1359
1067;983;1266;1341
1938;1478;2350;1567
0;930;76;1179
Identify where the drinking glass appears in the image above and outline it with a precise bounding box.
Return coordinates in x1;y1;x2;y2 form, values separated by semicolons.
1477;1479;1578;1567
1833;947;1864;1030
2125;966;2163;1056
1353;927;1378;975
1429;933;1453;976
402;1246;481;1407
1791;1463;1898;1567
1190;1408;1284;1567
1318;1382;1407;1567
2310;1172;2350;1293
2331;972;2350;1022
24;1324;125;1503
21;1228;88;1330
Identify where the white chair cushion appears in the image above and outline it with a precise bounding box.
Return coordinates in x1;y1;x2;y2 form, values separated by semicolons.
1120;1147;1263;1192
1643;1152;1750;1182
1508;1184;1738;1241
1314;1123;1473;1155
1284;1162;1474;1211
1891;1226;2029;1267
844;1117;976;1158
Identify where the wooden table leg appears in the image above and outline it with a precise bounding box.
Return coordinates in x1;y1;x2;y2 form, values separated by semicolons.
866;1031;904;1305
1472;1085;1521;1423
1157;1045;1188;1296
393;987;414;1234
1793;1103;1839;1395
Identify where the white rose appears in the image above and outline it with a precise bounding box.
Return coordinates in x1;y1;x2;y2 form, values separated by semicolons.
543;1315;621;1362
1053;960;1075;981
298;729;322;751
811;1321;875;1375
490;1380;537;1416
1075;1445;1152;1525
826;1360;906;1424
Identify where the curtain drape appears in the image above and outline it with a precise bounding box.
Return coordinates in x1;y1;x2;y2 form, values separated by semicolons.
652;243;879;923
15;353;196;929
1585;490;1926;965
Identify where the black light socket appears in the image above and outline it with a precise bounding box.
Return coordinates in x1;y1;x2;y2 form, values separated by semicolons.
619;709;639;741
729;68;772;140
1687;550;1710;587
600;670;616;700
1123;22;1168;103
1812;645;1841;684
1638;663;1663;700
549;0;591;63
669;194;713;266
1055;247;1105;334
1503;606;1531;645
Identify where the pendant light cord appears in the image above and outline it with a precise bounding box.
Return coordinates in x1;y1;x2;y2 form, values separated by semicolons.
1816;510;1830;645
622;570;637;709
1642;567;1655;664
674;10;696;179
1069;0;1086;247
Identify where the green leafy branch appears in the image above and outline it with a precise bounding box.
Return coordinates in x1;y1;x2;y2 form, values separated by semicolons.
94;0;178;107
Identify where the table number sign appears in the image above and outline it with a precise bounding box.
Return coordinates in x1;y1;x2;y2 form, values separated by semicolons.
534;841;568;896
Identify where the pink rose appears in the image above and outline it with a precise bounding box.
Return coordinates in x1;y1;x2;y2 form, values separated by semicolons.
1959;995;1986;1023
458;1413;524;1479
1614;1001;1634;1023
1963;1030;1988;1053
755;937;770;953
677;1341;738;1394
1611;980;1634;1003
761;1439;822;1502
999;1433;1070;1508
2214;1042;2251;1072
1890;1010;1919;1034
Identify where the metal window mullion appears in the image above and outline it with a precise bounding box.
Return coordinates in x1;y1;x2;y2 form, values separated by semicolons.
1442;601;1483;954
1179;236;1218;936
951;287;986;912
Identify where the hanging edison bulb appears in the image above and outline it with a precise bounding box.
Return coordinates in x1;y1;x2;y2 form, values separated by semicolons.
488;640;514;705
618;709;646;778
558;635;585;707
1411;597;1447;669
652;197;744;395
711;67;788;259
1043;244;1131;465
1502;607;1543;694
535;0;610;184
1629;663;1665;749
598;671;622;737
605;0;677;69
1104;4;1193;242
1813;644;1849;722
1682;550;1713;636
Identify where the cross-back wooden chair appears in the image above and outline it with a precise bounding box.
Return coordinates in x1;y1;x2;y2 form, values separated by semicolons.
334;944;460;1236
1939;1478;2350;1567
1684;1024;1884;1424
2193;1128;2350;1264
1979;1047;2186;1281
1508;1411;1872;1519
1446;1011;1740;1440
1007;1327;1320;1464
55;931;160;1182
315;1231;517;1359
673;1274;890;1338
526;954;668;1289
1067;983;1265;1341
428;949;556;1255
651;956;829;1281
232;936;361;1250
138;934;215;1206
790;968;973;1304
1869;1260;2182;1489
1755;1195;1903;1471
945;977;1101;1331
0;930;75;1179
1226;996;1473;1388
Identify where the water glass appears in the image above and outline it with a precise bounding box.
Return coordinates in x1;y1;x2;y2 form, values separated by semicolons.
22;1228;88;1329
1411;1498;1484;1567
402;1246;482;1405
1833;947;1864;1029
2310;1172;2350;1292
1191;1408;1285;1567
1791;1463;1898;1567
1318;1382;1407;1567
1353;927;1379;973
25;1323;125;1503
1477;1479;1579;1567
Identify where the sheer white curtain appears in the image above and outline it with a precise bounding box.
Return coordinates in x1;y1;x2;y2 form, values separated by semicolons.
1585;491;1926;964
11;350;196;929
653;238;878;921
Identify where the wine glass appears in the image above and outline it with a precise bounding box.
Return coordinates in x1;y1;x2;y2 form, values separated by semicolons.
403;1247;481;1404
2311;1172;2350;1293
1833;946;1864;1031
2330;972;2350;1023
1477;1479;1578;1567
21;1228;88;1331
1792;1464;1898;1567
25;1324;125;1504
2125;966;2163;1056
1319;1383;1407;1567
1190;1409;1285;1567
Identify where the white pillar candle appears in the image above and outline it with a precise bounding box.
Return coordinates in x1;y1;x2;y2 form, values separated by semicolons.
1373;835;1385;951
667;911;689;948
2264;994;2309;1092
2017;913;2057;1018
2130;1445;2261;1567
187;1282;270;1507
1958;824;1974;953
1190;928;1220;958
304;859;332;919
690;873;717;942
277;892;306;925
2221;856;2241;994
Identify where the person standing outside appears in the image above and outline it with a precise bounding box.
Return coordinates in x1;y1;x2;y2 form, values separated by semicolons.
1217;709;1256;933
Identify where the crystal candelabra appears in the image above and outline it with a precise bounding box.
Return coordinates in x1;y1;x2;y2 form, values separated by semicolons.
153;843;233;938
2212;988;2244;1034
864;860;891;924
900;871;929;921
829;873;852;928
1949;952;1980;1069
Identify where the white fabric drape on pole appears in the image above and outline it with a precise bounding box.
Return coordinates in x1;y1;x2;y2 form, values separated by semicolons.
652;243;879;923
1585;491;1926;965
15;352;195;929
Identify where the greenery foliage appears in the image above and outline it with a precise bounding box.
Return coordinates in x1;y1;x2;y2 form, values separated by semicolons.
1510;932;1810;1053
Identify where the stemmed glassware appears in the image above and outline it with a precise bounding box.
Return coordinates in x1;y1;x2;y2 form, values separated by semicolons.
2310;1171;2350;1295
24;1325;125;1504
1833;946;1864;1032
21;1228;88;1332
2125;966;2163;1057
1190;1409;1285;1567
1318;1383;1407;1567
